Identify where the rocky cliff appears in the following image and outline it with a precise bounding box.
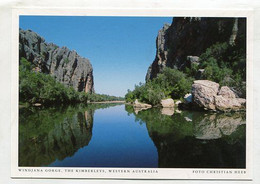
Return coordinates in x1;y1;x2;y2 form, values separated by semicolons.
19;29;94;93
146;17;246;81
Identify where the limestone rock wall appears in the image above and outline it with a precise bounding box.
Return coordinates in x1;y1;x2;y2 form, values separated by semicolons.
19;29;94;93
146;17;246;81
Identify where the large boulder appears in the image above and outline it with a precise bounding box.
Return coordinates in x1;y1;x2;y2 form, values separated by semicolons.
192;80;219;110
191;80;246;112
215;86;246;111
218;86;236;98
160;98;174;108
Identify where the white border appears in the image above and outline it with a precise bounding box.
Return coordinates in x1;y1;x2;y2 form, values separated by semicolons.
10;8;254;180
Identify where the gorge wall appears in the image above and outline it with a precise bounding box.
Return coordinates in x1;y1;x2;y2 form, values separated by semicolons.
19;29;94;93
146;17;246;81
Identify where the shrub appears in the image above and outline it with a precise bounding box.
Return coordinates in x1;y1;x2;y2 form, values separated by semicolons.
125;67;193;105
197;42;246;97
64;58;70;64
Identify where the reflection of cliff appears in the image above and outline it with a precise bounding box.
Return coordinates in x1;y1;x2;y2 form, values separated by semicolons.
19;106;94;166
127;105;246;168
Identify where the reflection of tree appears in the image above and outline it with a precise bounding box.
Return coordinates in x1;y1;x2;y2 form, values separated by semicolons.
19;103;118;166
126;105;246;168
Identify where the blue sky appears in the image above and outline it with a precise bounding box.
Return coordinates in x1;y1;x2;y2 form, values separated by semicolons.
20;16;172;97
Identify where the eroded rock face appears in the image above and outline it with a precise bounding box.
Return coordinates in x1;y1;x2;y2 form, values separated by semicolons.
146;24;170;81
192;80;246;111
146;17;246;81
19;29;94;93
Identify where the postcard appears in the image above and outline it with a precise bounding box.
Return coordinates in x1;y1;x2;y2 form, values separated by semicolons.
11;8;253;180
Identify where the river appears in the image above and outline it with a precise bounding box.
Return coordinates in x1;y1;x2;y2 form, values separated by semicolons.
19;103;246;168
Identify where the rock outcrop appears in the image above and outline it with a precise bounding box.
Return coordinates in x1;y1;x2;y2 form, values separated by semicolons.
191;80;246;111
19;29;94;93
146;17;246;81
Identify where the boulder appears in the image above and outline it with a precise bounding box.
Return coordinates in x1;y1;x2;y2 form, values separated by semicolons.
160;98;174;108
192;80;219;110
215;96;240;111
187;56;200;63
218;86;236;99
133;99;152;108
187;56;200;67
214;96;246;112
191;80;246;112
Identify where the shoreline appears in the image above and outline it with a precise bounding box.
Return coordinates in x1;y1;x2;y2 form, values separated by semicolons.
89;101;125;104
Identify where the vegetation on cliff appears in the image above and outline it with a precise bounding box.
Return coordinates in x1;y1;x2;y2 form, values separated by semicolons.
126;18;246;106
189;42;246;97
19;57;124;106
126;41;246;105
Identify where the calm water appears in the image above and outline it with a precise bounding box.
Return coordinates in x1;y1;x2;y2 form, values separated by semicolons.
19;103;246;168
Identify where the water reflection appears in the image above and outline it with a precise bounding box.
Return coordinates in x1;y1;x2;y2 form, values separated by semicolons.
19;104;246;168
194;113;246;140
126;105;246;168
161;108;174;116
19;104;117;166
